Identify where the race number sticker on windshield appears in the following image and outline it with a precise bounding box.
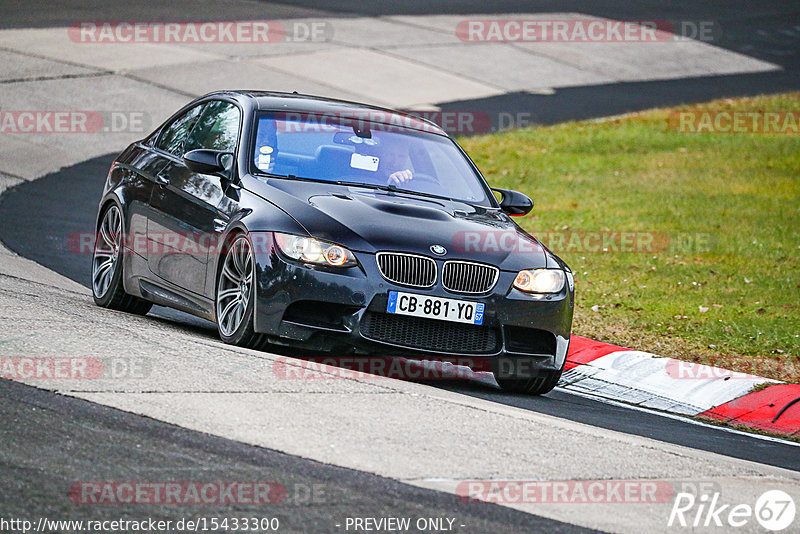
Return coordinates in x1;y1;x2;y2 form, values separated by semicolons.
387;291;485;325
350;153;379;172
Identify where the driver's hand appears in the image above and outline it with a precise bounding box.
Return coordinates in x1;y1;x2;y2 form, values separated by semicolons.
387;169;413;186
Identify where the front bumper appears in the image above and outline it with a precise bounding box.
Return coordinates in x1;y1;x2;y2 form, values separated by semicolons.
252;234;574;373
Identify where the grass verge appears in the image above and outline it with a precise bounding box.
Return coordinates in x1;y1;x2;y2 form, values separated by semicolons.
460;93;800;382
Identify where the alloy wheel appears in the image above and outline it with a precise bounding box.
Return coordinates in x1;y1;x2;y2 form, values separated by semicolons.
92;205;122;298
216;235;254;337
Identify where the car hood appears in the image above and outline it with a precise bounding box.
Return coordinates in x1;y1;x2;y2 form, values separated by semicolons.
243;176;550;271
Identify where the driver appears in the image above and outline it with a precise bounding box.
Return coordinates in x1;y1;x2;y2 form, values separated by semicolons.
379;140;414;187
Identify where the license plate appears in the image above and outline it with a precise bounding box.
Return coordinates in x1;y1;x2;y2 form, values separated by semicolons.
386;291;485;325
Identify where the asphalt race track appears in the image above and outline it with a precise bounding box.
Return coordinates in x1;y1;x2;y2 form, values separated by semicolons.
1;379;591;533
2;1;798;126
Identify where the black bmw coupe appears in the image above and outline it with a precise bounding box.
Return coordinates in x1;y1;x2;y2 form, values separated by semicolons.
92;91;574;394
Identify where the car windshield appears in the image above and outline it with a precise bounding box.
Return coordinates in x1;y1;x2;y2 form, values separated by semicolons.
250;111;491;205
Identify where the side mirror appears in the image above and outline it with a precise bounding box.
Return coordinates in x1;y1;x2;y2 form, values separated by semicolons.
183;149;233;177
492;188;534;216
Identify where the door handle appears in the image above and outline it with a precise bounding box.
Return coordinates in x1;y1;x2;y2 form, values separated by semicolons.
213;218;227;232
155;173;169;187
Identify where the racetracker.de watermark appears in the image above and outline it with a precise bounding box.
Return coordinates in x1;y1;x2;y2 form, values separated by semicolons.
274;109;530;135
452;230;713;255
68;482;286;505
457;480;675;504
68;20;332;43
273;356;493;380
456;19;720;42
665;358;798;380
0;357;151;380
0;111;149;134
669;111;800;134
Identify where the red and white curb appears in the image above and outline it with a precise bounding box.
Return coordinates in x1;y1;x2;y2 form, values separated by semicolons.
562;336;800;437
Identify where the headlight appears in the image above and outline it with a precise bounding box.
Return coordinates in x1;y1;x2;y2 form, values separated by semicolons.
513;269;565;293
274;233;357;267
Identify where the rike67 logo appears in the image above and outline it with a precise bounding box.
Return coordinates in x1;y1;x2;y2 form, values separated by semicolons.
668;490;796;531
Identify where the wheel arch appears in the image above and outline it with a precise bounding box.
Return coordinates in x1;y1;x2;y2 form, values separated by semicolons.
213;223;250;289
96;195;123;230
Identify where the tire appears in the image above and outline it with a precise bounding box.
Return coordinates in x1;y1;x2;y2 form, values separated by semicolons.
92;204;152;315
215;232;268;350
494;359;565;395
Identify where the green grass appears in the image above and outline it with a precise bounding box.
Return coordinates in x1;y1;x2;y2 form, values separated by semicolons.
459;93;800;382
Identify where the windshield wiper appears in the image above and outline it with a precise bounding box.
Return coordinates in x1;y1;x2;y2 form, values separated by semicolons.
253;172;468;205
333;180;457;203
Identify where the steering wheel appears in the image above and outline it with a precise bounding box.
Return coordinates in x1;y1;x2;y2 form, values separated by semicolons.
407;172;440;186
337;173;443;195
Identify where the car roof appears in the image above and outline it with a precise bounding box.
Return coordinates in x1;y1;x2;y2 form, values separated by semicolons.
201;90;447;136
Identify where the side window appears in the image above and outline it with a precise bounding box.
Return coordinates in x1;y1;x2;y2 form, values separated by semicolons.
155;104;204;157
184;101;241;153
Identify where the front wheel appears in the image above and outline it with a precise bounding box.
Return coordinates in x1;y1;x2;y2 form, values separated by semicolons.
91;204;152;315
215;233;267;350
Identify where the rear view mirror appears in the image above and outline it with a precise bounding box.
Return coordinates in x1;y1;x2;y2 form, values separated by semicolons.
492;188;534;216
332;131;380;146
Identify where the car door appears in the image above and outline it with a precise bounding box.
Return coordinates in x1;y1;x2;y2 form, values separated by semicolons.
147;100;241;298
121;149;169;258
